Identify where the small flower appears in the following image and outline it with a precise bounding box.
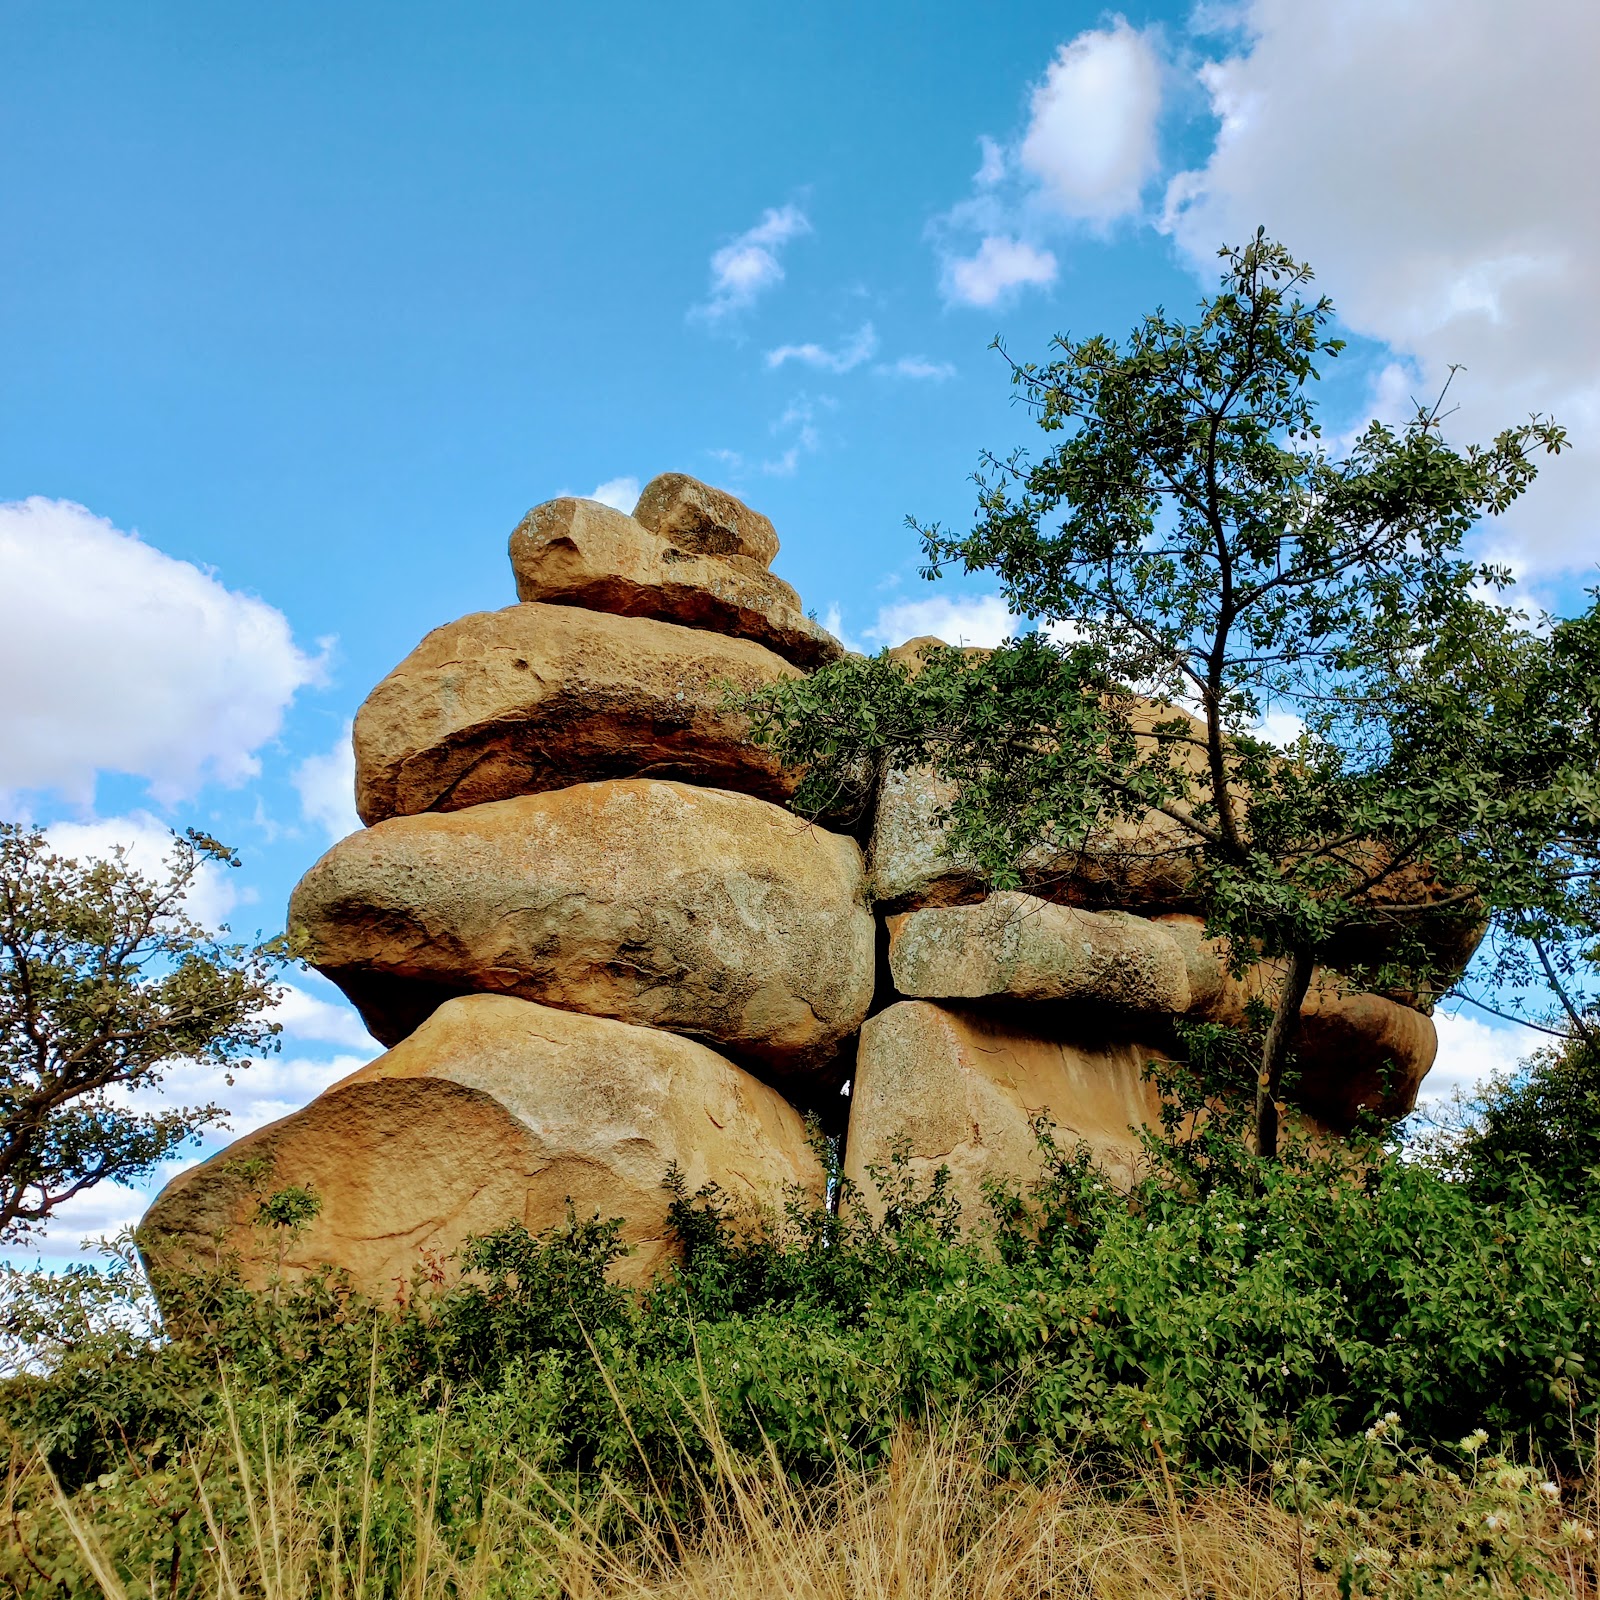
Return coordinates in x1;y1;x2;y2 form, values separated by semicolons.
1382;1410;1400;1425
1483;1512;1506;1533
1459;1428;1489;1453
1559;1519;1595;1546
1539;1481;1560;1500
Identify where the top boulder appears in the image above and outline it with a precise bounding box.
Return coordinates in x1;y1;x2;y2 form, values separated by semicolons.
633;473;780;567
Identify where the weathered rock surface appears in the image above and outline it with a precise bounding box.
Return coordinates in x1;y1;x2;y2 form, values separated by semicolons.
887;893;1192;1014
866;765;1194;914
633;473;780;567
868;756;1482;990
842;1001;1165;1221
353;603;804;825
508;498;843;670
1155;916;1438;1125
140;995;824;1295
289;779;876;1090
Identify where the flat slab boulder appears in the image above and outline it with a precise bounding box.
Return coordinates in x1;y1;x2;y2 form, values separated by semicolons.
509;499;842;670
866;766;1193;913
289;779;876;1092
632;472;780;566
887;892;1192;1014
354;602;804;824
140;995;825;1296
843;1001;1165;1223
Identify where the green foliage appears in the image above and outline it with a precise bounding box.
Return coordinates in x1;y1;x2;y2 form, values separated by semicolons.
4;1104;1600;1593
1456;1026;1600;1209
741;234;1596;1156
0;820;286;1240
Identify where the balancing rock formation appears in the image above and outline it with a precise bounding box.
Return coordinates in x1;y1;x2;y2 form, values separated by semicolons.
141;475;1454;1297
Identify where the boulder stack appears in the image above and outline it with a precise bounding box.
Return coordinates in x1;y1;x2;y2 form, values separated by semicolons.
140;474;1456;1295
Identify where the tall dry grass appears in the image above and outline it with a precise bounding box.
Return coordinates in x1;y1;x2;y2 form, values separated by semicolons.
22;1376;1600;1600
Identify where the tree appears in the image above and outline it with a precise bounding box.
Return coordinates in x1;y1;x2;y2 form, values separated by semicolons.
747;233;1592;1158
0;822;284;1241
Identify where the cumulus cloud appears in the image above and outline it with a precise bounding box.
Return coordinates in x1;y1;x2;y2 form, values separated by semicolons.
932;22;1164;308
1417;1008;1531;1110
272;984;374;1053
766;323;878;373
587;476;639;512
1164;0;1600;574
694;205;811;322
45;811;240;930
1019;20;1165;224
293;721;361;843
941;236;1059;309
974;135;1007;188
862;593;1020;649
0;498;320;806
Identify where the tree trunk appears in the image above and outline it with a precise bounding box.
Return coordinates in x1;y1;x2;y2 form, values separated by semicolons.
1255;945;1315;1161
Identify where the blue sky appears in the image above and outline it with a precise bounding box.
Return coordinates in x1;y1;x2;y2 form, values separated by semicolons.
4;0;1596;1264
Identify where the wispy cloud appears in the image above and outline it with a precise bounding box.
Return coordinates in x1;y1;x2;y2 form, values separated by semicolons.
875;355;957;381
766;322;878;373
693;204;812;323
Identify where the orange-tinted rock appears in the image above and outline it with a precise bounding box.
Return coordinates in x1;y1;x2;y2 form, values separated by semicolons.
140;995;825;1296
353;603;803;824
886;893;1192;1014
509;498;842;670
843;1000;1165;1221
1155;916;1438;1125
633;473;780;566
288;780;876;1092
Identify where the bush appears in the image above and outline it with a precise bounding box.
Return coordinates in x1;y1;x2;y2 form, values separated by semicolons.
1456;1028;1600;1209
4;1077;1600;1595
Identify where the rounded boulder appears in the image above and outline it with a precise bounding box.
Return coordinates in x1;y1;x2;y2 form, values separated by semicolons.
139;995;826;1296
288;779;876;1093
353;603;804;824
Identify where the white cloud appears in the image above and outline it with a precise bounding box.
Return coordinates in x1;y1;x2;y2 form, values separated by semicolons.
588;476;639;512
45;811;240;930
762;395;827;477
293;721;360;843
974;135;1007;188
1417;1008;1530;1110
862;594;1021;650
694;204;812;322
942;236;1059;309
1019;20;1165;224
766;323;878;373
0;498;321;805
875;356;957;382
1164;0;1600;574
931;23;1164;308
1256;708;1306;746
272;984;373;1052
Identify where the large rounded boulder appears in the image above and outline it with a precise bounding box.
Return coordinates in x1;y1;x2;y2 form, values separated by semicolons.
140;995;825;1296
288;779;876;1093
353;603;804;824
